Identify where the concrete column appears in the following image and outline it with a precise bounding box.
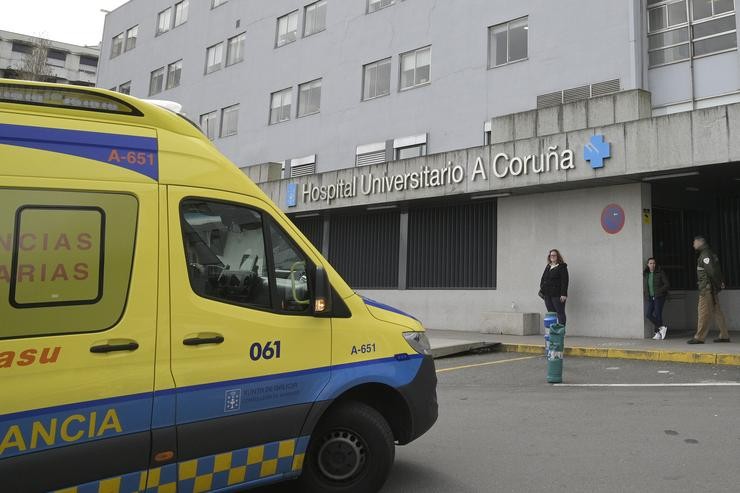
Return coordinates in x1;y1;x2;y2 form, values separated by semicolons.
322;216;330;259
398;212;409;289
641;182;654;338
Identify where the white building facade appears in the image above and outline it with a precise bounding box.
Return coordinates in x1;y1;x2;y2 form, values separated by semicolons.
98;0;740;338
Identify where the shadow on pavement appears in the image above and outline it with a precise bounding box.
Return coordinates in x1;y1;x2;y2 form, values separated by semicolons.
250;459;472;493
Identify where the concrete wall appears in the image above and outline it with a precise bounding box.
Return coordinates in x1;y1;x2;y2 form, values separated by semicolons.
98;0;640;171
362;183;650;338
664;291;740;334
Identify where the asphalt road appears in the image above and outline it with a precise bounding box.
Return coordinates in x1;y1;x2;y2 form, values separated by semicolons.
258;353;740;493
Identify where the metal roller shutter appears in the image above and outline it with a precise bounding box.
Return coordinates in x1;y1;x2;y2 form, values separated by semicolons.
407;201;497;289
329;211;400;288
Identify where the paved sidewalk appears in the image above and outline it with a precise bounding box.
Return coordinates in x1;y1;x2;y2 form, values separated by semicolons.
428;329;740;366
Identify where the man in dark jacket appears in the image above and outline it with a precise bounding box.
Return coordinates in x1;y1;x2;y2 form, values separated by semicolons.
687;236;730;344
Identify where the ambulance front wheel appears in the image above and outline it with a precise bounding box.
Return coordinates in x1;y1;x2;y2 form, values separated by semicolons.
301;401;395;493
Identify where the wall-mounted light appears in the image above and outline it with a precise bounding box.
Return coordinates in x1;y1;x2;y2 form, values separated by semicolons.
471;192;511;200
642;172;699;181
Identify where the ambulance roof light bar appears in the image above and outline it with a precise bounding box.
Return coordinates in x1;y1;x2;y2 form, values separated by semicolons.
0;82;142;116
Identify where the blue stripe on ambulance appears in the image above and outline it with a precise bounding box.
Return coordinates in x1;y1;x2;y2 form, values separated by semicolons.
0;123;159;180
0;355;423;459
361;296;420;321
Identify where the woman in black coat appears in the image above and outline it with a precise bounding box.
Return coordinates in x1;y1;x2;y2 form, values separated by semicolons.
540;249;569;325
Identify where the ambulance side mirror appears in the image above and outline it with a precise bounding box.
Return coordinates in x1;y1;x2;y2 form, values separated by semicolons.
313;266;332;316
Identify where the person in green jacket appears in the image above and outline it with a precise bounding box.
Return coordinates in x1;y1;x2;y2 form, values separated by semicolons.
687;236;731;344
644;258;670;340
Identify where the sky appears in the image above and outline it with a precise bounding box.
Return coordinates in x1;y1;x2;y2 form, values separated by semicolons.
3;0;130;47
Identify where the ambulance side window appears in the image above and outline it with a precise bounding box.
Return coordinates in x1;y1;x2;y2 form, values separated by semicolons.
181;199;271;309
1;189;138;340
267;220;312;314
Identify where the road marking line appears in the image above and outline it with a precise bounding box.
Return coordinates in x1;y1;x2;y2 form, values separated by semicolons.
554;382;740;387
436;355;537;373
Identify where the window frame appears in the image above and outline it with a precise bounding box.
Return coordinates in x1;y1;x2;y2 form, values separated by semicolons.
276;10;299;47
367;0;395;14
110;32;124;58
125;25;138;51
205;42;224;74
10;206;106;309
691;0;735;20
211;0;228;9
157;7;173;35
149;66;165;96
399;46;432;91
647;1;692;67
220;104;240;137
488;16;529;69
647;0;736;67
200;110;219;140
395;143;427;160
690;2;737;59
297;78;322;118
226;32;247;66
269;87;293;125
166;59;182;90
174;0;190;27
303;0;328;38
362;57;392;101
118;81;132;95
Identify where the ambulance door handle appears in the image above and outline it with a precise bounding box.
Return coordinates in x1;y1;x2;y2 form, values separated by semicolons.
90;340;140;353
183;334;225;346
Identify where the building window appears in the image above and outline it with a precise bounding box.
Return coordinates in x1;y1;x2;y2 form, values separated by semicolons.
118;81;131;95
648;0;691;66
157;7;172;35
221;104;239;137
394;134;428;159
691;0;737;56
110;33;124;58
368;0;395;13
692;0;734;19
166;60;182;90
200;111;218;140
149;67;165;96
647;0;736;67
362;58;391;100
396;144;426;160
298;79;322;117
11;42;33;55
304;1;327;37
212;0;227;8
400;46;431;90
80;56;98;68
488;17;528;67
276;11;299;47
226;32;246;66
205;42;224;73
47;49;67;62
174;0;189;27
125;25;138;51
270;88;292;124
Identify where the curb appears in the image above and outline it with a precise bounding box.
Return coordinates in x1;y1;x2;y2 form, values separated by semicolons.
498;343;740;366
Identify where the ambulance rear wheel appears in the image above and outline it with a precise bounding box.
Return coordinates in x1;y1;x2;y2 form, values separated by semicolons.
301;401;395;493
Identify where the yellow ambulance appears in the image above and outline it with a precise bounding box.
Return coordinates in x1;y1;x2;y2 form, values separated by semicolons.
0;80;437;493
